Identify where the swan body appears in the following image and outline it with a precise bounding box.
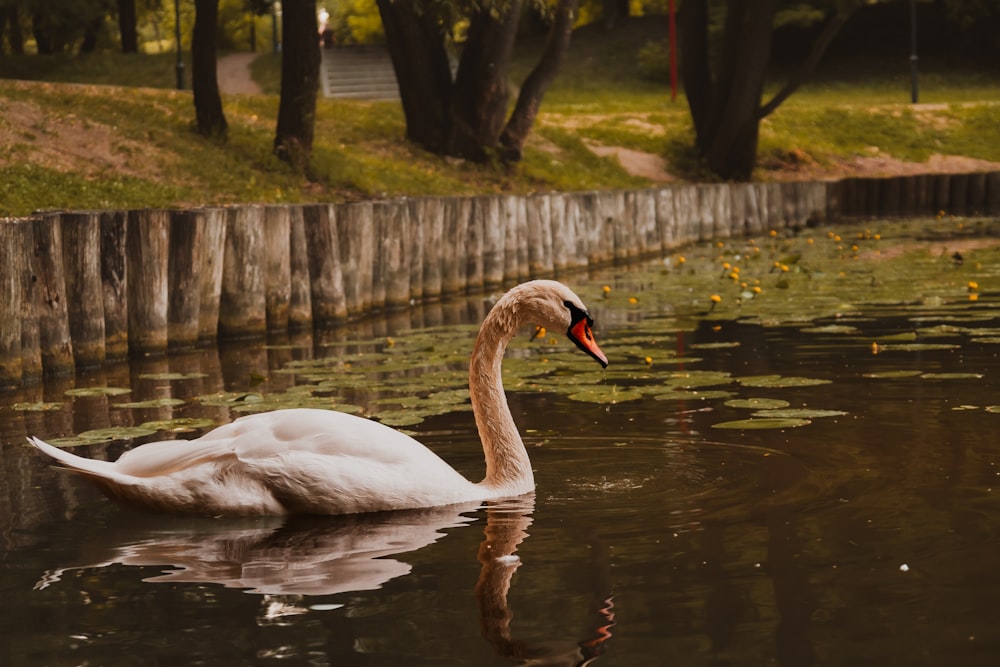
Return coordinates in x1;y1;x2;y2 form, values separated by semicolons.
29;280;608;516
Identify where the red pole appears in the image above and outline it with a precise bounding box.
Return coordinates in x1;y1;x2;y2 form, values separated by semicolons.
669;0;677;102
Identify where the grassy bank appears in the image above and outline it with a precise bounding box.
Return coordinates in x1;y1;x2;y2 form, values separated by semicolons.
1;18;999;217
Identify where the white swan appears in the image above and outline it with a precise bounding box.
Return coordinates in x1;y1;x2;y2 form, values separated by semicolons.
29;280;608;516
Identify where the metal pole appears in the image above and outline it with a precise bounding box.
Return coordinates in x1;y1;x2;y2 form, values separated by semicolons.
174;0;185;90
909;0;918;103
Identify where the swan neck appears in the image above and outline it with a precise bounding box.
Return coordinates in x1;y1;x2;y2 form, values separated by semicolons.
470;300;533;493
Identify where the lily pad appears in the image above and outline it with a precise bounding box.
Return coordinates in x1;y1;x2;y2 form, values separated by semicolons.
114;398;187;409
751;408;847;419
800;325;861;335
11;401;63;412
986;406;1000;414
862;370;923;379
138;372;209;381
920;372;985;380
737;375;832;388
567;386;644;404
878;343;961;352
79;426;158;440
689;341;742;350
140;417;217;432
65;386;132;398
712;418;812;430
724;397;791;410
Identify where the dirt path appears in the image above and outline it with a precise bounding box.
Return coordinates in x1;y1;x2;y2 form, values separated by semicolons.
217;53;262;95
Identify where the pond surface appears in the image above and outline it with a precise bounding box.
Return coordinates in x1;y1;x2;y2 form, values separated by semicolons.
2;218;1000;666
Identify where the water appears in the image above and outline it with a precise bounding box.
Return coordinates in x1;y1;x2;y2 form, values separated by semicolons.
3;220;1000;665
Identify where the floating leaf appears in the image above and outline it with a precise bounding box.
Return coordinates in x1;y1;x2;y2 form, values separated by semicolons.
654;389;735;401
567;386;644;404
920;372;985;380
114;398;187;409
11;401;63;412
878;343;961;352
752;408;847;419
862;370;923;379
724;398;791;410
689;341;741;350
986;406;1000;414
737;375;832;388
800;325;860;335
78;426;158;440
140;417;217;432
138;372;209;381
712;418;812;430
65;386;131;398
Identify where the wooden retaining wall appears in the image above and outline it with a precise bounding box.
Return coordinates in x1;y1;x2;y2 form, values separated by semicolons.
1;172;999;387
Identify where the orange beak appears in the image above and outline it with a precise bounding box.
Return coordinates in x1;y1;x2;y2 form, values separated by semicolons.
568;317;608;368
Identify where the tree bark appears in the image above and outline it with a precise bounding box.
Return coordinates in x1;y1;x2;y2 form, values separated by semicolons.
117;0;138;53
1;6;24;54
192;0;227;140
274;0;320;171
376;0;452;153
680;0;776;181
446;0;523;160
499;0;579;162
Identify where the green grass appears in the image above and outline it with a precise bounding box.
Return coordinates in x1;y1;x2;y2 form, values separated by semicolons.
1;16;999;216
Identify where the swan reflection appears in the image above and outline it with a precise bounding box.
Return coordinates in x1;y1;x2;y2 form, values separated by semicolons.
35;503;478;595
36;498;614;663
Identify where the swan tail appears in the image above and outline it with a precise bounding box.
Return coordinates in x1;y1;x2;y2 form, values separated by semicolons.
28;436;133;485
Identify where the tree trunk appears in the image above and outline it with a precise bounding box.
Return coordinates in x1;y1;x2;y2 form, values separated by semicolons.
376;0;452;153
274;0;320;171
192;0;227;140
499;0;578;162
680;0;776;181
2;6;24;54
80;15;103;53
118;0;138;53
447;0;523;160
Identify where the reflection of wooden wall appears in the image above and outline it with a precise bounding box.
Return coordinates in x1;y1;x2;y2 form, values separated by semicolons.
2;172;998;386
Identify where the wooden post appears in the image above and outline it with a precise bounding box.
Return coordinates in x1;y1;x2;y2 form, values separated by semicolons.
949;173;969;216
405;198;426;303
197;207;227;341
263;205;292;331
100;210;129;360
985;172;1000;216
126;208;170;356
31;213;75;375
478;196;506;288
220;206;266;338
525;193;554;276
376;199;411;310
415;197;444;301
18;219;42;382
60;211;106;367
463;196;485;292
571;192;599;267
745;183;767;234
168;209;204;348
968;172;987;216
596;190;626;262
653;188;677;251
632;190;659;256
0;219;26;386
502;195;529;281
672;185;699;244
440;197;470;295
548;193;573;273
337;201;375;316
288;205;313;329
303;203;347;324
728;184;748;237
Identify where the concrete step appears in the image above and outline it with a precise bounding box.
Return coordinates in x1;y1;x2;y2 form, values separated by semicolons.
321;46;399;101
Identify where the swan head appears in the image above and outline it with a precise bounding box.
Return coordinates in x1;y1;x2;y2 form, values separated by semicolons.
504;280;608;368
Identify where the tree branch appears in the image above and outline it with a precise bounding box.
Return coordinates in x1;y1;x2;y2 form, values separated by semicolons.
758;6;858;120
